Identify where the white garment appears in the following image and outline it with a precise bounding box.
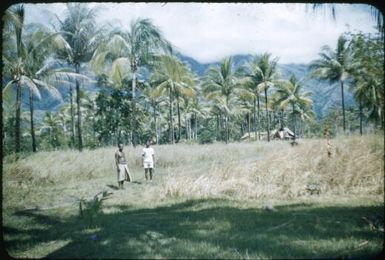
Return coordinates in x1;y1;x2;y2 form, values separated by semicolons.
143;161;154;169
118;164;132;182
142;147;154;162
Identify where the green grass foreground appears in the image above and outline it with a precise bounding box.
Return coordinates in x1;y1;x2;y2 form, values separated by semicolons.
3;135;384;258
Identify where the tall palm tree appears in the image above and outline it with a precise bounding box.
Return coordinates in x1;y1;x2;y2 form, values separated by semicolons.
310;35;352;133
275;74;313;140
3;4;26;153
40;112;61;149
56;3;100;151
151;55;195;144
2;5;71;153
175;73;196;142
92;18;172;146
349;31;384;131
239;55;266;140
203;57;240;143
254;53;279;142
142;83;168;144
184;91;210;142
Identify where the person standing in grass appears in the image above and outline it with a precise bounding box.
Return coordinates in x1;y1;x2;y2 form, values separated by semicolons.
142;141;155;181
115;143;131;189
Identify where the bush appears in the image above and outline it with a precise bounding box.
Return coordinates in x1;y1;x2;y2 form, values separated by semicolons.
198;129;215;144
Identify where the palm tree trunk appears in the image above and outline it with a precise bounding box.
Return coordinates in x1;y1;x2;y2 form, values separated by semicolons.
225;115;229;144
253;98;257;140
257;94;261;141
169;88;174;144
292;103;296;141
195;112;198;141
280;109;284;129
131;69;137;147
185;113;188;140
69;86;75;149
49;128;53;148
216;115;219;141
264;88;270;142
359;101;363;135
75;64;83;151
222;114;226;142
176;94;181;143
29;88;37;152
15;81;22;153
92;117;96;143
298;118;303;138
153;101;157;144
159;120;163;145
247;112;251;140
340;80;346;133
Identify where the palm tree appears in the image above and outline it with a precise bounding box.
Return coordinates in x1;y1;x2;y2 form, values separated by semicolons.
254;53;279;142
349;31;384;131
175;73;196;142
2;4;26;153
142;83;168;144
275;74;313;140
239;55;267;140
203;57;240;143
151;55;195;144
92;18;172;146
310;35;352;133
2;5;72;153
56;3;100;151
184;91;210;142
40;112;61;149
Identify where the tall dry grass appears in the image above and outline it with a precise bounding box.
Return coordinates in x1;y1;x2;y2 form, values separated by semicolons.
155;134;384;201
3;134;383;207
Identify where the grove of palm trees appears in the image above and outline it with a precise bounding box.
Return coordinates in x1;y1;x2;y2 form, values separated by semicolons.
2;3;384;259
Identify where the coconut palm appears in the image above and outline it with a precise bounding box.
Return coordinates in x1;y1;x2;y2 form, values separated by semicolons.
40;112;62;149
2;5;73;153
151;55;195;144
175;74;197;142
55;3;101;151
142;83;168;144
92;18;172;146
184;91;210;142
203;57;241;143
349;32;384;131
310;35;352;133
238;55;266;140
253;53;279;142
275;74;313;140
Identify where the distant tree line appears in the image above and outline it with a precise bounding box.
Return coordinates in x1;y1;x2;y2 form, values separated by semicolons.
2;3;384;156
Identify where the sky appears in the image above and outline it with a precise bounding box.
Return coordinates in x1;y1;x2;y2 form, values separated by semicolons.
22;2;379;64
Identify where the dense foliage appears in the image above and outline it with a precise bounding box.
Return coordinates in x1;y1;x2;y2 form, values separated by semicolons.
2;4;384;155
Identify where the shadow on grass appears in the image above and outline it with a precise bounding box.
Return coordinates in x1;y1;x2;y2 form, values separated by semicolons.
106;184;119;190
4;199;384;258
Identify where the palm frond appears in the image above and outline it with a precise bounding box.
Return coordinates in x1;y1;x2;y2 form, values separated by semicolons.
20;75;41;99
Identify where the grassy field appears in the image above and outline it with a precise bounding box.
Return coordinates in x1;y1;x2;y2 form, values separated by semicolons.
2;134;384;258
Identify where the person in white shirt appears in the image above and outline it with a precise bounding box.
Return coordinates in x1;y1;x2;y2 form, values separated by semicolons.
142;141;155;181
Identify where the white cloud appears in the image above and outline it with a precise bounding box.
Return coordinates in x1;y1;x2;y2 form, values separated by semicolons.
23;3;378;64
